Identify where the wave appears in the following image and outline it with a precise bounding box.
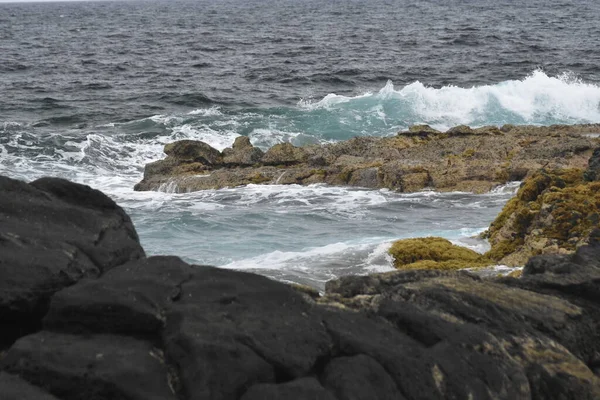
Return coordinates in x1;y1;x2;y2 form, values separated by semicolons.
300;70;600;131
3;71;596;201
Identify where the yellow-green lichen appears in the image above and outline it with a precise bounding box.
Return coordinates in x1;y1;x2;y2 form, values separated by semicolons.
389;237;492;270
485;168;599;262
462;148;476;158
248;173;270;184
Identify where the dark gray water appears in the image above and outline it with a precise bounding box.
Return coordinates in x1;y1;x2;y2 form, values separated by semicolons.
1;0;600;288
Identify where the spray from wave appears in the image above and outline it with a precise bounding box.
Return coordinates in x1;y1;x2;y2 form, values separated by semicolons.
300;70;600;132
1;70;599;196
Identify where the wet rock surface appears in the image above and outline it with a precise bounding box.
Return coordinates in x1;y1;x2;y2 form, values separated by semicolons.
2;175;600;399
134;124;600;193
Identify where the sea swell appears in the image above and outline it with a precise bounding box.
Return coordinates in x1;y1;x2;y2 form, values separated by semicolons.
300;70;600;134
2;71;600;195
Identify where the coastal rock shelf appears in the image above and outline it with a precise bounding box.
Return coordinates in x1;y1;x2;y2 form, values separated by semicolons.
1;176;600;399
134;124;600;194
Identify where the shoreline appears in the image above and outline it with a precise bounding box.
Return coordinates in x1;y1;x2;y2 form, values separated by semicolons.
134;123;600;194
1;174;599;399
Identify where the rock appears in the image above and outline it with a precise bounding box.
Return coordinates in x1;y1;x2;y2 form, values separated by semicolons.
164;140;223;166
485;168;600;266
402;124;441;137
378;163;432;192
321;354;406;400
388;237;492;270
241;377;337;400
0;177;144;348
323;264;600;399
32;255;332;400
446;124;475;136
584;147;600;181
43;256;194;336
506;243;600;304
262;142;308;165
1;332;177;400
0;372;60;400
3;175;600;399
135;124;599;193
134;140;224;191
222;136;264;166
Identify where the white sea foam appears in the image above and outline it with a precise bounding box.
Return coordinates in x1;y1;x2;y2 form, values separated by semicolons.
188;106;223;116
465;265;524;278
488;181;521;195
220;239;396;278
248;128;308;149
170;124;238;151
302;70;600;129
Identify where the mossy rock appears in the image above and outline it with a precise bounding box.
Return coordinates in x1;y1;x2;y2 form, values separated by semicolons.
388;237;492;270
485;168;600;264
248;173;271;184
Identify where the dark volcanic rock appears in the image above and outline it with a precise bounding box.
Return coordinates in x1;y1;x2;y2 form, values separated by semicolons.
0;177;144;348
2;175;600;399
1;332;177;400
323;246;600;399
240;377;337;400
321;354;405;400
584;147;600;181
43;256;194;337
0;372;60;400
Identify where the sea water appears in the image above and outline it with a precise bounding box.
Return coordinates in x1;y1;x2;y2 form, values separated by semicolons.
1;0;600;289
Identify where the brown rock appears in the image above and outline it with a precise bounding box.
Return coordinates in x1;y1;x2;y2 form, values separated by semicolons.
262;143;308;166
135;124;599;193
164;140;223;166
222;137;264;166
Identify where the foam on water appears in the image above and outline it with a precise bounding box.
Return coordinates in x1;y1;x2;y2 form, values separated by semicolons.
1;72;564;289
302;70;600;131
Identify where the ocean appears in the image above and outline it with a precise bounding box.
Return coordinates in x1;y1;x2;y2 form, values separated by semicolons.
2;0;600;289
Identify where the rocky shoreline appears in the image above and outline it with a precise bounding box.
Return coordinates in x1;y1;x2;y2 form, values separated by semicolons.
134;124;600;194
385;150;600;269
2;147;600;398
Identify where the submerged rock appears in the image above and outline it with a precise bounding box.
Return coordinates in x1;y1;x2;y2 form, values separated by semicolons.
388;237;491;270
135;124;600;193
2;175;600;399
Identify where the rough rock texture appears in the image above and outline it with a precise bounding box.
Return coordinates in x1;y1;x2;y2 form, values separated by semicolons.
322;244;600;399
0;372;60;400
222;136;265;166
2;175;600;399
0;177;145;348
584;147;600;181
484;168;600;266
134;124;600;193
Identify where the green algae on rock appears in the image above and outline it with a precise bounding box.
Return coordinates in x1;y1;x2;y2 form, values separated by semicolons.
388;237;492;270
485;168;600;266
